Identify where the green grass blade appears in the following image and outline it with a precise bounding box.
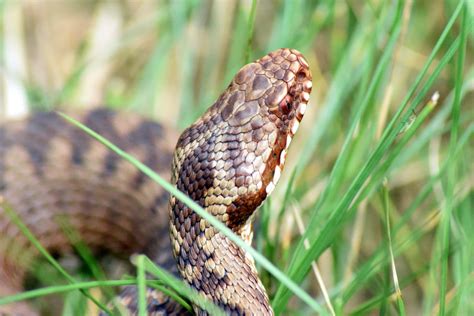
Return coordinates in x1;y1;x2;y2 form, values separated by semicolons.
378;1;465;145
56;216;114;301
0;280;135;306
133;255;224;316
0;278;188;311
136;255;147;316
244;0;257;63
0;201;111;314
437;3;468;315
381;181;406;315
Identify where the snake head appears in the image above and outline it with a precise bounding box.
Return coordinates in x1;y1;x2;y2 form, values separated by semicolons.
240;48;312;195
210;48;312;227
221;48;312;192
173;48;312;232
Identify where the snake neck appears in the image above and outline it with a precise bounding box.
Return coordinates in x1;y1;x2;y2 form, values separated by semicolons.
168;116;274;314
169;200;271;315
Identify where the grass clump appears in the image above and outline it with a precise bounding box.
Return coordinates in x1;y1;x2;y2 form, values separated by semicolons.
1;0;472;315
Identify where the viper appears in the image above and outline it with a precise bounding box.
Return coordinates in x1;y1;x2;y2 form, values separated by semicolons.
0;48;312;315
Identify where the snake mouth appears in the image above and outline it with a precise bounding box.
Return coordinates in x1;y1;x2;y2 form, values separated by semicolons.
288;69;312;137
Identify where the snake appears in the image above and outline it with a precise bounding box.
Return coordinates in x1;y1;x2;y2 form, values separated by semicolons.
0;48;312;315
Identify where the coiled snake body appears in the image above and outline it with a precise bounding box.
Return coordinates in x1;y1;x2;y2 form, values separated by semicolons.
0;48;312;315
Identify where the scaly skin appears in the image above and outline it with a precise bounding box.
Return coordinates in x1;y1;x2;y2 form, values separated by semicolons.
0;48;312;315
170;48;312;315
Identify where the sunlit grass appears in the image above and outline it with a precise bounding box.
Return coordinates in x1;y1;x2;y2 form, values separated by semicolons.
0;0;472;315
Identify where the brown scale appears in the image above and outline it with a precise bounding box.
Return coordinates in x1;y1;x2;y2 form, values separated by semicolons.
0;48;312;315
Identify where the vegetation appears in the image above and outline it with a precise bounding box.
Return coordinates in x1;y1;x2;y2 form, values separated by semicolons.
1;0;472;315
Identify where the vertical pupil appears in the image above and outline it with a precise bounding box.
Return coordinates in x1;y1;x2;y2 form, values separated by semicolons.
281;100;291;114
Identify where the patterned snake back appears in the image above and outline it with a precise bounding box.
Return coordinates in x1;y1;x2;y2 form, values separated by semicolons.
0;48;312;315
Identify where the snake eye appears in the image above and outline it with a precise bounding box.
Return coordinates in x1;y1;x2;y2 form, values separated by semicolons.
279;98;291;114
296;69;308;81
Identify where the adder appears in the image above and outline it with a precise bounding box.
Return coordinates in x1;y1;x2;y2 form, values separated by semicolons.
0;48;312;315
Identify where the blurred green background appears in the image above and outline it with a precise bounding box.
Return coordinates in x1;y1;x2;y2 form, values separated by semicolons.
1;0;473;315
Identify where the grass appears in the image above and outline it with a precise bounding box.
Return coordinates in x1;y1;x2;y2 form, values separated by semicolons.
58;111;324;314
1;0;473;315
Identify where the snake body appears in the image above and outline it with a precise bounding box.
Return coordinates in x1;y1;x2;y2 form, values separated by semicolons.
0;48;312;315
